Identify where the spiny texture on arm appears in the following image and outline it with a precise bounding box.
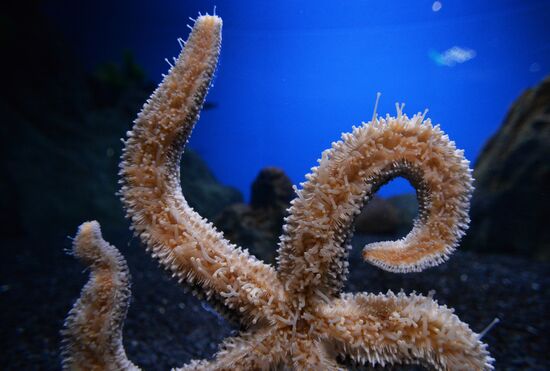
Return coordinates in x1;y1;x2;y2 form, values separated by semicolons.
277;105;474;298
318;291;492;370
61;221;139;371
179;329;342;371
178;328;287;371
119;15;285;327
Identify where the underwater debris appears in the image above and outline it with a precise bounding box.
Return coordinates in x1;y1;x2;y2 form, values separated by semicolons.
62;12;493;370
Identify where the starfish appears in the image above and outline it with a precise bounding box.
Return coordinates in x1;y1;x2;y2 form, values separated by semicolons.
61;13;494;370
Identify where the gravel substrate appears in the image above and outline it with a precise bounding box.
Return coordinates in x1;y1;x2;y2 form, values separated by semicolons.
1;232;548;370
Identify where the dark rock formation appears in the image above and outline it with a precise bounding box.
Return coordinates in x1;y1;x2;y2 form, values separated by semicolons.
250;167;294;210
354;196;401;234
215;168;294;263
180;151;242;220
387;193;419;232
353;193;420;237
464;76;550;260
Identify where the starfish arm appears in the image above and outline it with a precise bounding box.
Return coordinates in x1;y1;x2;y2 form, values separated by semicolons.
61;221;139;370
119;15;282;321
277;112;473;297
175;327;287;370
292;338;344;371
317;291;493;370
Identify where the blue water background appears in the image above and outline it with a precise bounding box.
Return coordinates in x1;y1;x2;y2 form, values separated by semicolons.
46;0;550;200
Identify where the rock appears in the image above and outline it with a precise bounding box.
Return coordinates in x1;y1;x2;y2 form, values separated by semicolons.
215;168;294;263
181;150;243;220
388;193;419;232
464;76;550;260
354;196;401;234
214;203;275;260
249;168;294;238
354;194;420;236
250;167;294;211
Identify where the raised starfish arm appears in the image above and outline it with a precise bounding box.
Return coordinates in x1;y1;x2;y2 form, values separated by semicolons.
317;291;493;370
277;107;473;297
61;221;139;370
119;15;283;323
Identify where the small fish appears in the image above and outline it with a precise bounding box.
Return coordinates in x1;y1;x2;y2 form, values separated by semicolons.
430;46;476;66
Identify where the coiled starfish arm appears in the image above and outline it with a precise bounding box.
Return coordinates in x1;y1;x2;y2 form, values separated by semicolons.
277;102;475;299
62;13;494;370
